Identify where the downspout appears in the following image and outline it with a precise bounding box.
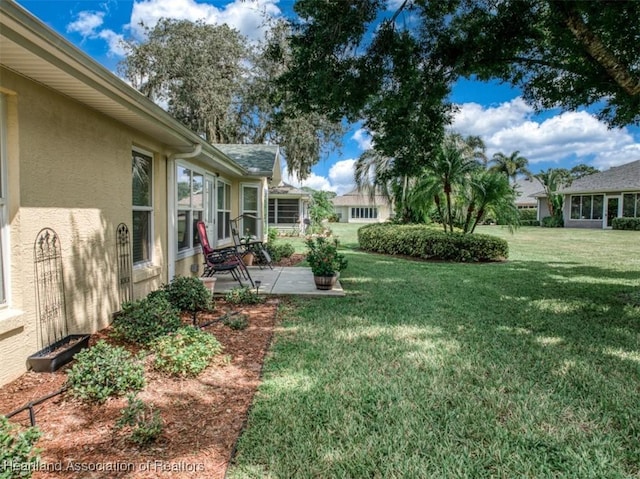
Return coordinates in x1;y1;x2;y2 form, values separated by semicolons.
167;144;202;281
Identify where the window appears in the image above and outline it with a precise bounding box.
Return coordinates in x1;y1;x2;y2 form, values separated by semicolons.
351;207;378;219
176;165;204;252
217;179;231;241
0;95;7;304
268;198;298;224
623;193;640;217
241;185;260;237
132;149;153;265
570;195;603;220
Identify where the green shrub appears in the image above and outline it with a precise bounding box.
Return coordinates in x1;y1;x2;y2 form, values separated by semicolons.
0;416;41;478
518;209;538;221
162;275;213;317
224;286;264;305
66;341;145;403
113;294;181;345
266;242;295;263
358;223;508;262
223;313;249;330
267;227;278;243
612;217;640;230
152;326;223;377
541;215;564;227
115;394;163;445
520;220;540;227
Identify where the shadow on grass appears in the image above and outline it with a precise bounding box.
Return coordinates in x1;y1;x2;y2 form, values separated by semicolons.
228;250;640;478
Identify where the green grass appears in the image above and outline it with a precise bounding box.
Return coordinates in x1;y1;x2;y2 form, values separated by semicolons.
229;225;640;479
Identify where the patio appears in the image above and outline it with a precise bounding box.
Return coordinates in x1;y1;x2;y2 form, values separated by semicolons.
210;266;345;297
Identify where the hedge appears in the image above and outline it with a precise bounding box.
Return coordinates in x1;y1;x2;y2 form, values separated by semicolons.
612;217;640;231
357;224;508;262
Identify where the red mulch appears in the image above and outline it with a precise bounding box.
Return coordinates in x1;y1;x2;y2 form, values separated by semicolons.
0;297;280;479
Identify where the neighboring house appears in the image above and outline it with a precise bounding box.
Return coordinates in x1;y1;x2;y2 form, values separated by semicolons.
267;183;311;234
513;178;542;209
332;189;392;223
0;1;276;386
535;160;640;228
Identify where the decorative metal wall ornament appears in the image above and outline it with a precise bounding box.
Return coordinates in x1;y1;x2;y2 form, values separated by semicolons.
33;228;67;349
116;223;133;305
29;228;89;372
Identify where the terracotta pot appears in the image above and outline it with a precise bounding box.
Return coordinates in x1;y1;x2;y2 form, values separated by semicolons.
200;276;217;294
313;274;338;290
242;252;255;266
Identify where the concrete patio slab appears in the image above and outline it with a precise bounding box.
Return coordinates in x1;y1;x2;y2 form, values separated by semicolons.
210;266;344;297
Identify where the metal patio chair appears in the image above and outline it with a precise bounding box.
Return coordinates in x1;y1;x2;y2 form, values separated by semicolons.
196;221;254;288
230;217;273;270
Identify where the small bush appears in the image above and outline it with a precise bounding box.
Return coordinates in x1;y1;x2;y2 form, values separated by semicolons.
541;215;564;228
162;276;213;315
266;242;295;263
223;313;249;330
358;223;508;262
267;227;279;243
0;416;41;478
518;209;538;221
520;220;540;227
113;294;181;345
224;286;264;305
66;341;145;403
115;394;163;445
152;326;223;377
612;217;640;230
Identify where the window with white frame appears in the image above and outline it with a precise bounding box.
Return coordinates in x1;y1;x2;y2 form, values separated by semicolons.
0;95;7;304
241;184;260;237
176;165;204;252
351;207;378;219
132;149;153;265
570;195;603;220
217;179;231;241
622;193;640;217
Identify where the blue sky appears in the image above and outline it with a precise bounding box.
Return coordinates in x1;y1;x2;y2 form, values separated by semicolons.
16;0;640;195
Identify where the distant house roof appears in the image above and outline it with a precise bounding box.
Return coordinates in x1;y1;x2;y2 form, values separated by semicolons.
269;183;311;198
214;144;280;177
559;160;640;194
513;178;544;206
332;188;390;207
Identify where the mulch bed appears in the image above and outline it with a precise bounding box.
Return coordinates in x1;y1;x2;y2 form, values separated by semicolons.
0;298;279;479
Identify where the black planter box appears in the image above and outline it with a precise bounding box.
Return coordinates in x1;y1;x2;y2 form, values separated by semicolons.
27;334;91;373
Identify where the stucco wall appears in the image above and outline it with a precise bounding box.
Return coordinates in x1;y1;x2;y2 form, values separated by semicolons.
0;68;168;386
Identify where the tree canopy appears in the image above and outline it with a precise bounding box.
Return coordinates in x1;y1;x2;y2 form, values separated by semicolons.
119;18;343;179
284;0;640;131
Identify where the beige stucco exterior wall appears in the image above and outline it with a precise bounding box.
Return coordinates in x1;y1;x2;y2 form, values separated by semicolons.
0;67;168;385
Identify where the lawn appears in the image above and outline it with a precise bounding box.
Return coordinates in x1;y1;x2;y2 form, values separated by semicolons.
229;225;640;478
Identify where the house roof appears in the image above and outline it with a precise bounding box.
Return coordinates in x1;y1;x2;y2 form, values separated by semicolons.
269;183;311;198
214;144;280;178
332;188;390;207
0;0;253;178
513;178;544;205
560;160;640;194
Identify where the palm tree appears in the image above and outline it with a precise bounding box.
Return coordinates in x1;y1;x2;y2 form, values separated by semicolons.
489;151;531;183
413;138;479;232
461;170;519;233
533;168;571;218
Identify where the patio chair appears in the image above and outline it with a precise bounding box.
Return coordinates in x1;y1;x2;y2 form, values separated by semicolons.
196;221;254;288
230;218;273;270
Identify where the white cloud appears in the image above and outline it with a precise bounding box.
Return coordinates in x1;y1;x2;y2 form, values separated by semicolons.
329;159;357;194
281;159;357;196
128;0;280;43
451;98;640;169
351;129;372;151
67;0;281;58
67;11;105;36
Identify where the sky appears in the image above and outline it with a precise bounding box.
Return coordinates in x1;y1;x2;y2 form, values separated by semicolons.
15;0;640;195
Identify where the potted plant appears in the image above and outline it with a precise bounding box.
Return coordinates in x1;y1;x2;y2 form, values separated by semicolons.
305;236;348;290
